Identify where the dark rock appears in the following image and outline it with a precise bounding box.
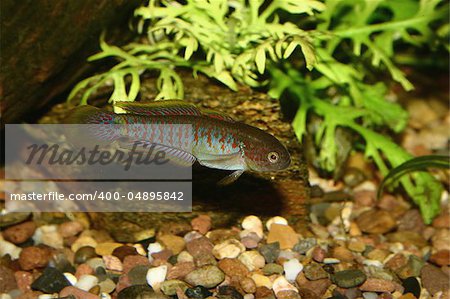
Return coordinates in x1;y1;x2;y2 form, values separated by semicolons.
258;242;280;263
118;284;168;299
2;221;36;244
31;267;71;293
217;285;244;299
402;277;421;298
128;265;151;285
112;245;139;262
262;263;284;275
49;253;76;274
304;263;329;280
331;269;367;288
185;285;213;299
74;246;97;264
298;288;320;299
293;238;317;254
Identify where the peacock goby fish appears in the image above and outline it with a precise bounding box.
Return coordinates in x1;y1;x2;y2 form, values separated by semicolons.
65;100;291;184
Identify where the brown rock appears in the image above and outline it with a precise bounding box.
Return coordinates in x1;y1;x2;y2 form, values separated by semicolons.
359;278;396;292
240;277;256;293
158;234;186;254
312;246;326;263
114;274;131;294
355;210;396;234
75;263;94;279
386;231;428;248
377;194;410;218
385;253;407;271
432;213;450;228
266;224;299;250
112;245;138;262
276;290;301;299
60;286;99;299
398;210;425;234
353;190;376;207
255;286;274;298
429;250;450;266
332;246;354;262
398;294;417;299
298;287;320;299
16;291;44;299
2;221;36;244
207;229;240;244
167;261;195;279
58;221;84;238
366;248;390;262
14;271;33;292
218;258;249;278
151;249;173;262
296;273;331;297
191;215;212;234
421;264;450;295
18;246;52;270
122;254;150;274
186;236;214;256
0;265;17;292
432;228;450;251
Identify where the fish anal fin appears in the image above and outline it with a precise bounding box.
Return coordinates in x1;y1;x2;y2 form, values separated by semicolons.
218;170;244;186
114;100;201;116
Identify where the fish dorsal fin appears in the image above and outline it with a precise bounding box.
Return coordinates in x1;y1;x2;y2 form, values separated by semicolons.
201;109;235;122
114;100;202;116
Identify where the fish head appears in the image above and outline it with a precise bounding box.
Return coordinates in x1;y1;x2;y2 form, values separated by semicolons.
242;129;291;172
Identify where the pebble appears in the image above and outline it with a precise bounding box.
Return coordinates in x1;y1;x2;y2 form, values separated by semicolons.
59;286;99;299
218;258;249;277
0;239;22;259
186;236;214;256
218;285;244;299
362;292;378;299
262;263;284;275
86;257;106;272
95;242;122;256
241;233;261;249
272;276;297;295
238;250;266;271
2;221;36;244
432;212;449;228
323;258;340;264
167;261;195;279
255;286;274;298
258;242;280;263
331;269;367;288
158;234;186;255
355;210;396;234
191;215;212;235
429;249;450;266
359;278;396;292
58;221;84;238
177;251;194;263
31;267;71;293
98;278;116;294
347;240;366;252
117;284;167;299
19;246;52;270
184;285;212;298
266;216;288;230
432;228;450;251
184;265;225;288
0;265;17;293
241;277;257;293
366;248;389;262
112;245;138;261
213;239;246;259
15;270;33;292
402;277;421;298
146;265;168;291
296;273;331;297
420;264;449;295
283;258;303;282
276;290;301;299
103;254;123;272
386;231;427;248
71;236;97;252
242;215;264;238
293;238;317;254
160;279;189;296
398;210;425;234
74;246;97;264
128;265;151;284
251;273;272;289
122;254;150;274
63;272;77;285
332;246;354;262
396;255;424;279
312;246;326;263
75;274;98;291
74;263;94;279
266;224;299;250
304;263;329;280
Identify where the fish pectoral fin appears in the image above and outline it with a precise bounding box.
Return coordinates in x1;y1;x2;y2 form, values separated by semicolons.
114;100;201;116
116;139;196;167
197;151;244;170
218;170;245;186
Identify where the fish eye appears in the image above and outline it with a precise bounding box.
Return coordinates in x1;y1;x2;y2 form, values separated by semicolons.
268;151;279;163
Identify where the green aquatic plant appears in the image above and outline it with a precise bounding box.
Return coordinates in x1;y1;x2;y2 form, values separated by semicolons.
69;0;449;223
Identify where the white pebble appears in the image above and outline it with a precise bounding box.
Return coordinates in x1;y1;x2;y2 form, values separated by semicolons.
75;274;99;291
184;231;203;242
283;258;303;282
272;275;298;295
323;258;341;264
363;259;384;268
133;243;147;256
146;265;167;291
244;294;255;299
353;181;377;192
242;215;264;238
278;250;297;260
0;294;12;299
362;292;378;299
212;239;245;259
389;242;404;253
63;272;77;285
238;250;265;271
0;239;21;259
266;216;288;231
100;293;112;299
147;242;163;262
177;250;194;263
38;295;59;299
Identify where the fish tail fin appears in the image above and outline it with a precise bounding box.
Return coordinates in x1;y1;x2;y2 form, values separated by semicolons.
64;105;116;124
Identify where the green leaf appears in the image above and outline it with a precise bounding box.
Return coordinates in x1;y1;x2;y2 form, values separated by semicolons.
255;47;266;74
